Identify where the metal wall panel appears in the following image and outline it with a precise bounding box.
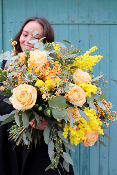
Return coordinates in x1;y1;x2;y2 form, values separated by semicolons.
0;0;117;174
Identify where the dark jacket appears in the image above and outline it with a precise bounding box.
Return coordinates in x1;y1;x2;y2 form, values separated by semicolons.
0;61;74;175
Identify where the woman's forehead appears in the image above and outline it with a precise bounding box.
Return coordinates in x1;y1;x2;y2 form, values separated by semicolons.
23;21;43;35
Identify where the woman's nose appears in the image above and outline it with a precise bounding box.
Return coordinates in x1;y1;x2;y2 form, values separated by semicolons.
25;35;32;43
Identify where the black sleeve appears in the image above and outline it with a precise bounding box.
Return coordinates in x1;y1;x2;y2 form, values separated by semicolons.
0;60;14;115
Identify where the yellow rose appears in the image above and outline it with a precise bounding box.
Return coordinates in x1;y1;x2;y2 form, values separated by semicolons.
29;50;47;68
9;84;37;110
83;129;99;147
73;69;91;84
66;85;86;106
67;107;81;123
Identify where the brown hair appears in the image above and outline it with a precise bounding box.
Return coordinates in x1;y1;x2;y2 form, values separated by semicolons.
13;17;54;54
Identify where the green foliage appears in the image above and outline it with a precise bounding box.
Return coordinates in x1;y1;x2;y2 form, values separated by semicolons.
1;113;15;125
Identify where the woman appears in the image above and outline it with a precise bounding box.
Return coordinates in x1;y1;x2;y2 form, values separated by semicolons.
0;17;74;175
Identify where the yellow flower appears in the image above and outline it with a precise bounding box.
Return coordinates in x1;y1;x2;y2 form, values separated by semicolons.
35;80;45;88
45;79;53;90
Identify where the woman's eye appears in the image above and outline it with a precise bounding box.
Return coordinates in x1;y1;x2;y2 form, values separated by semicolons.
23;34;28;37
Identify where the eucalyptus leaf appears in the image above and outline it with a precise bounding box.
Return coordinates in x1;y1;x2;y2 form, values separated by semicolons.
58;131;68;143
14;113;20;126
71;49;82;54
43;123;51;144
48;140;54;159
70;112;73;128
63;40;71;44
45;163;53;171
33;30;38;36
89;102;97;112
33;111;39;124
10;55;19;60
22;112;29;127
101;126;108;129
56;42;67;49
63;141;75;152
23;133;28;145
58;103;67;109
3;98;11;104
79;110;90;122
97;101;106;110
91;74;103;82
1;113;15;125
94;141;97;147
52;108;60;119
63;152;74;165
58;109;67;118
0;91;9;96
104;133;113;141
49;53;59;60
29;39;38;44
26;129;32;141
69;101;81;107
0;114;9;121
99;139;107;147
49;96;66;108
97;94;106;102
63;160;69;172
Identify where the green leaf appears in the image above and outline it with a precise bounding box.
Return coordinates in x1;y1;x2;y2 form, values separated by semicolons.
52;108;60;119
49;96;66;108
63;141;75;152
0;91;8;96
45;163;53;171
99;139;107;147
14;113;20;126
101;126;108;129
89;102;97;112
63;152;74;165
70;112;73;128
23;133;28;145
58;103;67;109
71;49;82;54
69;101;81;107
48;140;54;159
3;98;11;104
33;111;39;124
91;74;103;82
43;122;51;144
97;101;106;110
58;131;68;143
97;94;106;102
58;109;67;118
104;133;113;141
1;113;15;125
22;112;29;127
79;110;90;122
26;129;32;142
63;160;69;172
29;39;38;44
56;42;67;49
70;66;78;69
49;53;58;60
63;40;71;44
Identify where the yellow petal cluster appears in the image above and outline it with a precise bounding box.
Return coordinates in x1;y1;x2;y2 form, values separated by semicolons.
79;83;97;97
52;42;60;52
63;107;104;146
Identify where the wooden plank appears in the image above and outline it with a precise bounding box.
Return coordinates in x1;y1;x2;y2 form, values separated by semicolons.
0;0;2;67
109;24;117;175
67;0;78;19
78;25;90;175
78;0;89;19
98;25;110;175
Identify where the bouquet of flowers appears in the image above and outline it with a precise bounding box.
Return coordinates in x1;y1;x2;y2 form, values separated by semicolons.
0;33;117;172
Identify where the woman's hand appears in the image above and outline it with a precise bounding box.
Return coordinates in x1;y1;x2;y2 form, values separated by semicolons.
29;116;48;130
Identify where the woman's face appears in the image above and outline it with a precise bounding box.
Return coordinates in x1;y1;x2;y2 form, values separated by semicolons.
19;21;44;52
